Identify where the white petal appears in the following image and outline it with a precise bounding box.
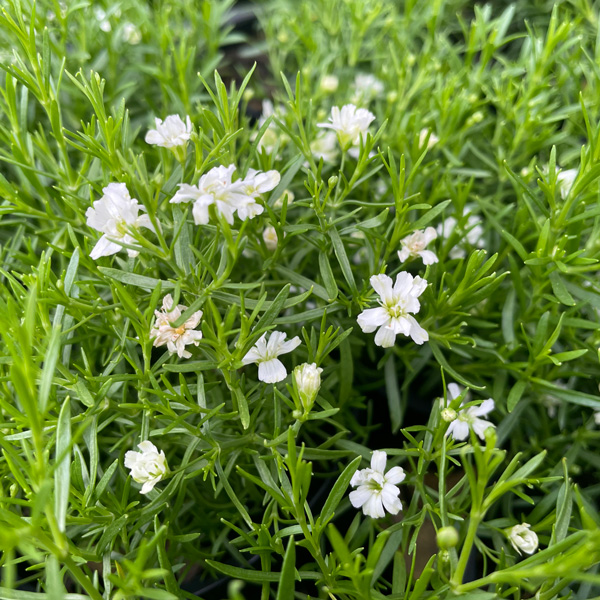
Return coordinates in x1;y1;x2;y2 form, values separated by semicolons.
370;451;387;473
278;335;302;355
423;227;437;245
357;307;390;333
398;248;410;262
472;398;495;417
138;441;158;453
90;235;122;259
374;325;396;348
407;315;428;345
362;494;385;519
447;420;469;441
258;358;287;383
385;466;406;485
472;418;495;440
381;484;402;515
349;486;372;509
370;274;394;304
418;250;438;265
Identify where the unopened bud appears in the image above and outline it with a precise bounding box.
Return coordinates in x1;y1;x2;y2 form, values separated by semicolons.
437;526;459;549
320;75;339;93
294;362;323;411
262;226;278;251
328;176;338;188
441;408;457;422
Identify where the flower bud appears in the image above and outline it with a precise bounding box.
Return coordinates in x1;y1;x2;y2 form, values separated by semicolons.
328;175;338;188
437;526;459;549
507;523;538;555
441;407;457;422
262;226;278;251
320;75;339;93
294;362;323;411
243;87;255;102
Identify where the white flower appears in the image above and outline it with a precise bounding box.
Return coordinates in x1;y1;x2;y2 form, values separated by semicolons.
317;104;375;149
122;22;141;45
124;441;167;494
274;189;294;209
419;128;439;149
242;331;301;383
320;74;339;93
150;294;203;359
254;100;285;154
94;7;111;31
445;397;495;441
349;451;405;518
508;523;539;555
594;411;600;425
237;168;281;220
145;115;192;148
556;167;577;199
398;227;438;265
351;73;384;104
263;226;278;251
294;362;323;410
170;164;249;225
311;131;339;163
357;273;428;347
437;207;485;259
86;182;155;260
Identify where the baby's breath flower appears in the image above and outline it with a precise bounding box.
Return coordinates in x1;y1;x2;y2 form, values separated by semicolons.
317;104;375;150
150;294;203;359
262;226;278;251
349;451;405;518
124;441;167;494
508;523;539;555
398;227;438;265
419;128;439;149
237;168;281;220
145;115;192;148
556;167;578;199
351;73;384;104
274;189;294;209
242;331;301;383
122;22;141;45
357;273;428;347
170;165;250;225
437;207;485;259
311;131;339;163
320;74;339;93
86;183;155;260
445;397;495;441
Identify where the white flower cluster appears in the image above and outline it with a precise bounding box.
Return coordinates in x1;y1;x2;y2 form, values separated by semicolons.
145;115;192;148
170;164;280;225
317;104;375;152
124;441;167;494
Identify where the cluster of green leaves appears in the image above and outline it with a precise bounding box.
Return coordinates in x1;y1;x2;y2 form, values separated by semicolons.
1;0;600;598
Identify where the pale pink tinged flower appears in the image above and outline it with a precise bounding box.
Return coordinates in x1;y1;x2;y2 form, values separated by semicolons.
508;523;539;555
349;450;405;518
145;115;192;148
398;227;438;265
86;182;155;260
242;331;301;383
124;441;167;494
150;294;203;359
357;272;428;347
317;104;375;149
445;398;495;441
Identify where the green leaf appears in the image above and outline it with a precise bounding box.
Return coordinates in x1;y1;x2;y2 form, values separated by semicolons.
276;536;296;600
98;267;175;290
549;271;576;306
54;398;71;532
507;380;527;412
429;341;485;390
329;226;357;294
385;356;403;433
412;199;452;230
206;561;300;583
319;456;362;526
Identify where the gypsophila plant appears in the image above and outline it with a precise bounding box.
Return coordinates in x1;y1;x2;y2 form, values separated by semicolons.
1;0;600;598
